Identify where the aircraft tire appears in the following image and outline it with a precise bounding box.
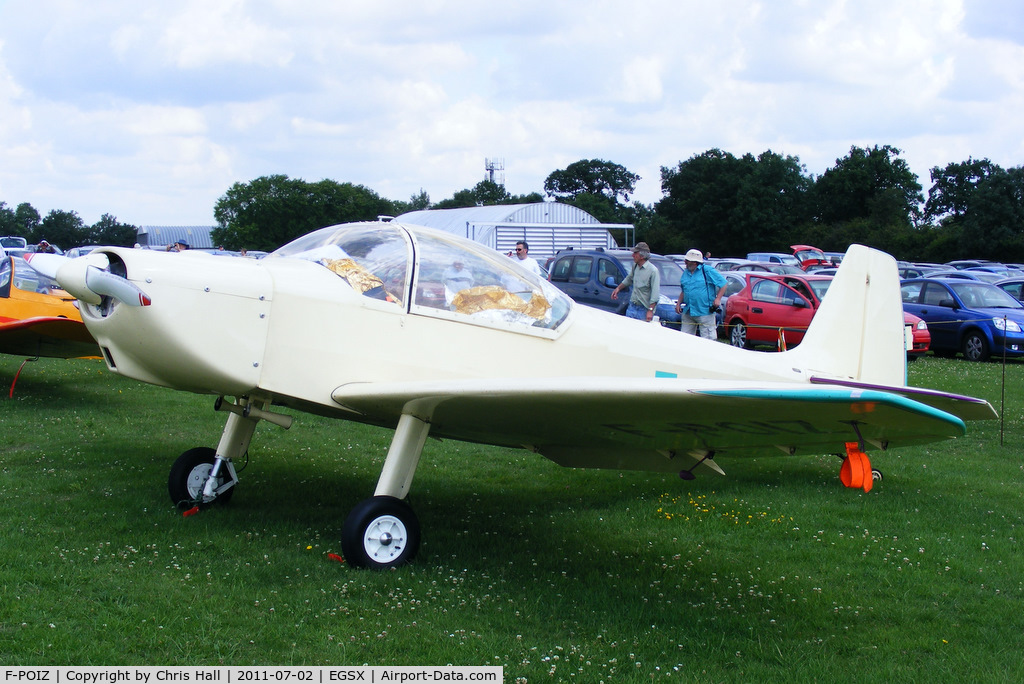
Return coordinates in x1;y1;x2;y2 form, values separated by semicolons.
168;447;235;509
342;496;420;569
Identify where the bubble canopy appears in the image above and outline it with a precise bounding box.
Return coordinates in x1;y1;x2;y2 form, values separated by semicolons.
271;222;573;333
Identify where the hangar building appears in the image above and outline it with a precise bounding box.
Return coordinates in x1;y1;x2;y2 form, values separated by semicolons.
395;202;632;259
137;226;216;249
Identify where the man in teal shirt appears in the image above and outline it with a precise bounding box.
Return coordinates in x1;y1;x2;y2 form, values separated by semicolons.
675;249;727;339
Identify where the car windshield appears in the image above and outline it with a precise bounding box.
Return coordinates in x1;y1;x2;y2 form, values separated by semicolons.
807;278;832;300
652;257;683;283
612;254;684;293
949;282;1024;309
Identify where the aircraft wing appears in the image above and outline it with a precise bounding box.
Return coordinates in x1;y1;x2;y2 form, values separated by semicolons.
332;378;968;474
0;316;100;359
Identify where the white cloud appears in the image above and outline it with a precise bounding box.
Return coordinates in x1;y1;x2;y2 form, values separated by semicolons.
0;0;1022;226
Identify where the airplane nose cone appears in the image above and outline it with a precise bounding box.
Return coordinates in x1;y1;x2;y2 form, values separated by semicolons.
56;253;109;305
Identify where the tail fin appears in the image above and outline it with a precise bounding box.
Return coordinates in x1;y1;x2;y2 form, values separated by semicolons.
786;244;907;386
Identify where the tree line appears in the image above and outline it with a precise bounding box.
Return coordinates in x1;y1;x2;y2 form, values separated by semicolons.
4;145;1022;263
0;203;138;250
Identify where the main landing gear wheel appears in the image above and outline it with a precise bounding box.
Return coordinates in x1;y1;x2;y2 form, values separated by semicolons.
168;447;235;509
342;496;421;569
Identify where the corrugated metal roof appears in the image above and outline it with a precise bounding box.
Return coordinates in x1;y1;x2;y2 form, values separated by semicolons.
395;202;634;259
396;202;600;237
137;226;216;249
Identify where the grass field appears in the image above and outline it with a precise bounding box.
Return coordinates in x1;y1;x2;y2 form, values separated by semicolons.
0;354;1022;681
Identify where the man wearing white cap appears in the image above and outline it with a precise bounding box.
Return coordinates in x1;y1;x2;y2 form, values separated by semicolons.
675;248;727;339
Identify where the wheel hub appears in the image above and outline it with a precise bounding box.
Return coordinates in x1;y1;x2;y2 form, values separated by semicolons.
364;515;406;561
187;464;214;499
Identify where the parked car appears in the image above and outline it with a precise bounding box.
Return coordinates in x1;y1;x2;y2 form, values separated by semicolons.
898;265;930;279
928;269;1003;284
746;252;801;267
900;278;1024;361
995;277;1024;302
547;248;683;327
944;259;986;270
706;257;754;272
965;265;1015;279
924;269;984;281
0;236;28;251
790;244;828;270
823;251;845;265
716;270;747;330
725;273;834;349
733;262;806;275
904;312;931;359
66;245;101;258
726;272;929;356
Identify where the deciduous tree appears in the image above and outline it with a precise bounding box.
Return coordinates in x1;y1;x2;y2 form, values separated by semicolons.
432;180;542;209
212;175;394;251
925;158;1000;223
957;166;1024;261
32;209;86;249
88;213;138;246
544;159;640;204
655;149;811;256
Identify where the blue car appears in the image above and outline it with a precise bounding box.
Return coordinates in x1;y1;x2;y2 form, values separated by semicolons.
900;278;1024;361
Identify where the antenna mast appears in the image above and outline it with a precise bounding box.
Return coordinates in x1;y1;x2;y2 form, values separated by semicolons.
484;158;505;186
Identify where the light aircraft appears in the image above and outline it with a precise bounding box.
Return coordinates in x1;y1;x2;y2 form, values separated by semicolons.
0;254;97;360
40;221;996;569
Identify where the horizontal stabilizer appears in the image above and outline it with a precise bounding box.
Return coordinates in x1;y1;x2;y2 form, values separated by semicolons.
809;376;998;421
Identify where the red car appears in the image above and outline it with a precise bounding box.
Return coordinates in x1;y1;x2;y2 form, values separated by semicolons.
904;311;931;359
791;244;829;270
725;273;930;355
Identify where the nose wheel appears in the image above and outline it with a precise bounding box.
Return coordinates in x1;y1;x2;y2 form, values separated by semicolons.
168;447;236;508
342;496;421;569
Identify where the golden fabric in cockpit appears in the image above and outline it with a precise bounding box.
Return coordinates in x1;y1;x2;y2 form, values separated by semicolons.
324;258;384;293
451;286;550;319
324;258;403;306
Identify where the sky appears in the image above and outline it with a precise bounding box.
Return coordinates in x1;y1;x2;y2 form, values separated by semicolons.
0;0;1022;227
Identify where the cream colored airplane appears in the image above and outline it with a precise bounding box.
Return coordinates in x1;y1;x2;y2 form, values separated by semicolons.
44;221;995;568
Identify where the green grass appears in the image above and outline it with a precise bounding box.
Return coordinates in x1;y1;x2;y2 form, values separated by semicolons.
1;355;1022;681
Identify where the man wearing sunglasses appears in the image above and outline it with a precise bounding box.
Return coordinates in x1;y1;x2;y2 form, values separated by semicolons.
513;241;542;277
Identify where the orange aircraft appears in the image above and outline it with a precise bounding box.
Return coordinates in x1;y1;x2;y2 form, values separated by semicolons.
0;254;98;359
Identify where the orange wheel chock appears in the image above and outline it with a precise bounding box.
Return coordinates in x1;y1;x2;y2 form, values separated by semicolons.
840;442;873;493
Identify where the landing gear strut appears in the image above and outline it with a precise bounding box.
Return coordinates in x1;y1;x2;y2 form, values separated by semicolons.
167;396;291;508
342;413;430;569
